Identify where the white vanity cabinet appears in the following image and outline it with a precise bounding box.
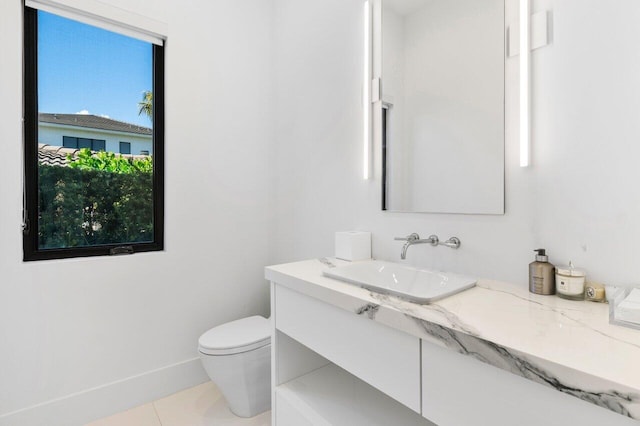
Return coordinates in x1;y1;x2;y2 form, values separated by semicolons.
267;260;640;426
271;284;432;425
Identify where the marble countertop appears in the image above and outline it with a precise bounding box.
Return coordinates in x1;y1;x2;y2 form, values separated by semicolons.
265;258;640;421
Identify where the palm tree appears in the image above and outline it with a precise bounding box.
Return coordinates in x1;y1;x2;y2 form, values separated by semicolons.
138;91;153;119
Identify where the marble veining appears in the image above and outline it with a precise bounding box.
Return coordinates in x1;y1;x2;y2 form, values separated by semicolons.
355;303;380;319
368;290;481;337
317;257;336;268
413;317;640;418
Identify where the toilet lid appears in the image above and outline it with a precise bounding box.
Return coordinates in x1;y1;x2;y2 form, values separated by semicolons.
198;315;271;355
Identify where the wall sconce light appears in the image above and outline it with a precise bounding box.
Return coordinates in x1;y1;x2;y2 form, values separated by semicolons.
363;0;372;179
519;0;530;167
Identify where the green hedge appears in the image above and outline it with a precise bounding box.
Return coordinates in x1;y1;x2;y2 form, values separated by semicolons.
38;164;154;249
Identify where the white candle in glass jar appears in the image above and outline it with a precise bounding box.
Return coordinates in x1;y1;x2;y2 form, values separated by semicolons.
556;264;586;300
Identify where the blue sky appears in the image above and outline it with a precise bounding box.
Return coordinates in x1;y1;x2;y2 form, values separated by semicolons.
38;10;153;128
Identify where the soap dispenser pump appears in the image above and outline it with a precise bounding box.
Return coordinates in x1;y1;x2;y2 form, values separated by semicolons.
529;249;556;295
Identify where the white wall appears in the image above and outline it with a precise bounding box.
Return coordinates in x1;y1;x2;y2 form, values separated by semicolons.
269;0;366;263
271;0;640;288
0;0;273;424
530;0;640;286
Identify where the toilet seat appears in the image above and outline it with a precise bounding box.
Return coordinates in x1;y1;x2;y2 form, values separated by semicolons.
198;315;271;356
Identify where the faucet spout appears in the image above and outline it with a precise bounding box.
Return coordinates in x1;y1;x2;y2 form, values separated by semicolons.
394;233;439;259
401;241;411;260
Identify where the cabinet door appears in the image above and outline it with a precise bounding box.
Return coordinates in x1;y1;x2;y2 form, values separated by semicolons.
421;339;637;426
275;285;421;413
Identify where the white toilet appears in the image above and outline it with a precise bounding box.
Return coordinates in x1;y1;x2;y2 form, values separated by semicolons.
198;315;271;418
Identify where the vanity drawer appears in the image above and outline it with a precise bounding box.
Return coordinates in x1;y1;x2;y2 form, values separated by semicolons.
421;340;637;426
274;284;421;413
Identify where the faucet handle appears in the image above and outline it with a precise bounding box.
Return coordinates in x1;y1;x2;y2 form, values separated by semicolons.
441;237;461;249
394;233;420;242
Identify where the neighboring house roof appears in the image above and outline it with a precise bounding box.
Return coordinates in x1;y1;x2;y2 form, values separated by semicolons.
39;113;152;136
39;144;77;167
38;144;149;168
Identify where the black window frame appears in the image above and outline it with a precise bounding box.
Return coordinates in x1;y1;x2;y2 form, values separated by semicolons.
23;6;165;261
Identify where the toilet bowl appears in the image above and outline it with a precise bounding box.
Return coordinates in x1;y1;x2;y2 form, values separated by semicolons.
198;315;271;418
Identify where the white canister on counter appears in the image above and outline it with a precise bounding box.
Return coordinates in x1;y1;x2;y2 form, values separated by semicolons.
556;263;586;300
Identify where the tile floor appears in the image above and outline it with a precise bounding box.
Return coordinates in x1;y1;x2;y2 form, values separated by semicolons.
85;381;271;426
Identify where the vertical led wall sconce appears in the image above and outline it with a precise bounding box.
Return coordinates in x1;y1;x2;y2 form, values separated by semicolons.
519;0;530;167
363;0;372;179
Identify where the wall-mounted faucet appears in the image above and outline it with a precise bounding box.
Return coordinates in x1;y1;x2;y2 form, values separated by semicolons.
394;233;439;259
394;233;461;259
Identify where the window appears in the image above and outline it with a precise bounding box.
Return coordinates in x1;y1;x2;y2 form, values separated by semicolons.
119;142;131;155
23;5;165;261
63;136;106;152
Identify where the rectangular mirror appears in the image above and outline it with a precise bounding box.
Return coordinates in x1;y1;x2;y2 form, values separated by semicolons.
377;0;505;214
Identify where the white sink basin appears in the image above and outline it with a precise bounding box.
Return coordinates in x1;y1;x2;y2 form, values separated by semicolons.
323;260;476;304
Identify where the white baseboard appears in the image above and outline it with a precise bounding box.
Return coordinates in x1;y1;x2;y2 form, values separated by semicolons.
0;357;209;426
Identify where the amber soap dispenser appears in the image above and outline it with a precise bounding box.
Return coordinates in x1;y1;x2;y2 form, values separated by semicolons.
529;249;556;295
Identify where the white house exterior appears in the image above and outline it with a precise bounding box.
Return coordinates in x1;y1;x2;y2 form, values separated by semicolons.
38;113;153;155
